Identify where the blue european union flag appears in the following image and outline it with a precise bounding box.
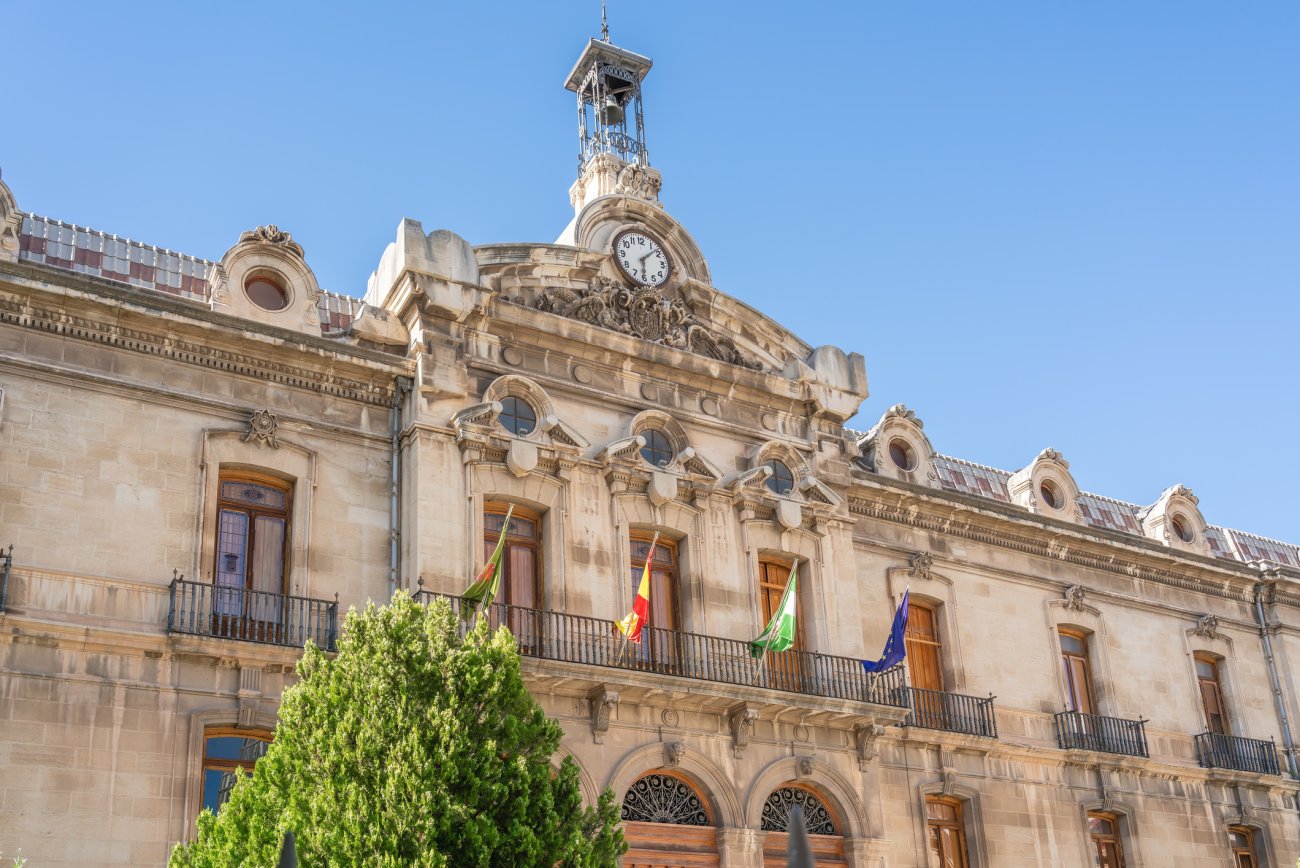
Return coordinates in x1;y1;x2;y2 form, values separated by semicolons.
862;589;910;673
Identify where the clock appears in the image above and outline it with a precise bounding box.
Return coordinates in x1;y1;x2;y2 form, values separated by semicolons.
613;230;672;287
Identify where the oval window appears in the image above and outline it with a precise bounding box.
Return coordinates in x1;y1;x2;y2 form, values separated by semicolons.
888;438;915;471
764;459;795;496
639;428;674;468
499;396;537;436
1039;480;1061;509
1170;513;1194;542
244;273;289;311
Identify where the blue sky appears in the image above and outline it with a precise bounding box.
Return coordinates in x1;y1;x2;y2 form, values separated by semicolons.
7;2;1299;542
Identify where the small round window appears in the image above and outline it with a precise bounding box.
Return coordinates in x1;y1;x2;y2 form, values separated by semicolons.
639;429;674;468
1039;479;1061;510
764;459;795;496
1170;513;1194;542
498;396;537;436
244;272;289;311
888;438;915;471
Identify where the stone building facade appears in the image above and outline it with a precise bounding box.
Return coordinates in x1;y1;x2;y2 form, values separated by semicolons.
2;34;1299;868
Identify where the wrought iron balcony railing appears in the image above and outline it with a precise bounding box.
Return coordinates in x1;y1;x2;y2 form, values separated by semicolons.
0;544;11;612
1195;731;1281;776
1054;710;1149;758
413;591;908;708
167;577;338;652
901;686;998;738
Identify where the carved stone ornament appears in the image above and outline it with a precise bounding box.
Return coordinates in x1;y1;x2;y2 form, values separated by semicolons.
728;703;759;759
883;404;921;428
854;723;886;770
796;756;815;779
664;740;685;768
615;163;663;201
909;551;934;580
238;224;305;259
1194;614;1221;640
535;277;762;370
588;685;620;744
1063;585;1087;612
240;409;280;449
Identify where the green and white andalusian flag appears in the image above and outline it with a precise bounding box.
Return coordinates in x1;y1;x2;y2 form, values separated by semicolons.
749;561;798;658
461;505;514;621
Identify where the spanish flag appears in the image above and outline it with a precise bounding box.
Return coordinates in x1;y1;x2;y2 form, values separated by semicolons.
616;533;658;643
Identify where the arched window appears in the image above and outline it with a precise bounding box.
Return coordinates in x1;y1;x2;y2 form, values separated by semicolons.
620;772;718;867
484;504;542;649
1195;653;1228;735
1228;826;1259;868
760;785;838;835
621;773;711;826
214;474;291;642
926;796;970;868
1088;813;1127;868
1059;629;1097;715
630;534;679;663
906;600;944;692
201;728;272;813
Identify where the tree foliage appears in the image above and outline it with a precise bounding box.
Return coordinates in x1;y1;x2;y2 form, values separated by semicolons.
170;594;626;867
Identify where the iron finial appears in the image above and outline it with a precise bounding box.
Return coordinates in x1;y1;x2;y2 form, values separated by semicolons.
601;0;609;41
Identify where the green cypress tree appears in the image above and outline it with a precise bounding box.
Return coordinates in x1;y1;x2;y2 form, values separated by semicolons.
170;593;626;867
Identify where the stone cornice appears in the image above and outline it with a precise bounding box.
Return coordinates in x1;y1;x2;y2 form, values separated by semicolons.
847;478;1264;604
0;260;407;405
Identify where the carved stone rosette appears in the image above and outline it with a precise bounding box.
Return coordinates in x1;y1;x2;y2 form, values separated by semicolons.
536;278;762;370
241;409;280;449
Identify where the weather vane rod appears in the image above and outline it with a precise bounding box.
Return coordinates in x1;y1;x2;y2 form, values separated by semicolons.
601;0;609;41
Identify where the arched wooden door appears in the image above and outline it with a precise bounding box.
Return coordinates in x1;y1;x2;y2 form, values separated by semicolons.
759;784;847;866
621;772;719;868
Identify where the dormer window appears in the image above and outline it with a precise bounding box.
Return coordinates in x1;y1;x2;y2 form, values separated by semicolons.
889;438;916;471
1171;513;1194;543
639;428;674;468
499;396;537;437
243;271;289;312
765;459;795;496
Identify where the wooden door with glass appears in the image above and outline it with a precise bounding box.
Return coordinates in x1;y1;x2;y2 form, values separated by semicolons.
483;506;541;652
629;534;680;669
213;475;291;643
757;559;806;691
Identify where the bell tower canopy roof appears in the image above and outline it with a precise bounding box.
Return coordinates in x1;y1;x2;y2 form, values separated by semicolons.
563;39;653;92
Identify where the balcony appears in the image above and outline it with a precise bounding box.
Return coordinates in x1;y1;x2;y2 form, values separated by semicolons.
1054;710;1149;758
900;686;998;738
167;578;338;652
1195;732;1281;776
413;591;908;709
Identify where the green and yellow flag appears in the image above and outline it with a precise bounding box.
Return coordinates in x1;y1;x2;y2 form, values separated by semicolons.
461;505;514;621
750;560;798;658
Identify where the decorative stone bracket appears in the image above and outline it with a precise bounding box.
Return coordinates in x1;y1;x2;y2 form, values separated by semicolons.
854;723;886;771
237;666;264;728
728;703;759;759
664;740;685;768
588;684;620;744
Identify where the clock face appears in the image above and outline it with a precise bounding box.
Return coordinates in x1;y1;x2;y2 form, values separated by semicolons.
613;231;671;287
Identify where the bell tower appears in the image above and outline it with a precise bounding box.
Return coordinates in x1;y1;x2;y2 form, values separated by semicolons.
563;22;660;211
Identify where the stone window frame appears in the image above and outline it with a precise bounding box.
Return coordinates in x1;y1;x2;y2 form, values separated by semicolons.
915;785;987;868
1183;625;1244;739
1077;800;1145;868
884;557;971;694
179;708;279;839
629;409;690;472
1045;593;1122;718
198;429;317;598
1007;448;1081;521
482;374;556;444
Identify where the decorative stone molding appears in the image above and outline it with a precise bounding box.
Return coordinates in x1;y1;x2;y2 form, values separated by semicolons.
909;551;934;580
238;224;305;258
1063;585;1088;612
588;685;619;744
615;162;663;202
237;666;264;728
535;277;762;370
0;178;21;264
240;409;280;449
854;723;886;770
728;703;759;759
664;740;685;768
796;755;815;779
1194;614;1221;640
